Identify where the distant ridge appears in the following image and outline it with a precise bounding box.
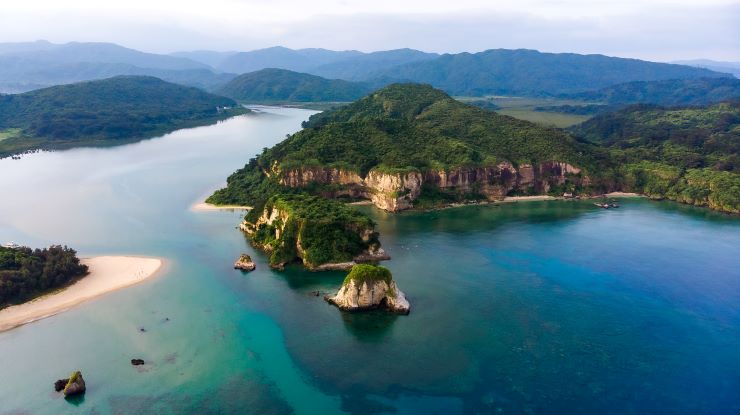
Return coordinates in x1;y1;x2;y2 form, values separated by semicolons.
0;76;246;157
217;68;371;102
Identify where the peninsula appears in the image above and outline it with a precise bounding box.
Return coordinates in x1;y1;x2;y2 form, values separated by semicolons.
0;75;248;158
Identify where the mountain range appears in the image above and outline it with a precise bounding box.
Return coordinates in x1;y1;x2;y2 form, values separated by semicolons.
0;41;734;98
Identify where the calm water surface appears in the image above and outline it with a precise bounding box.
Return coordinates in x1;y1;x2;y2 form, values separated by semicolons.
0;107;738;415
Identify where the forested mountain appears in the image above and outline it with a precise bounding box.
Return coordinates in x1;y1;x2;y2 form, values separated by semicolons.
208;83;600;209
565;78;740;106
0;41;231;93
0;245;88;309
217;69;371;102
209;83;738;215
571;102;739;212
170;50;239;68
366;49;730;96
215;46;363;74
0;76;247;157
309;49;439;81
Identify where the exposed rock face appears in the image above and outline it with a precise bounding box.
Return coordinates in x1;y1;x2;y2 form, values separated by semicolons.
326;264;410;314
240;195;387;271
365;170;423;211
57;371;85;396
276;161;587;212
234;254;256;271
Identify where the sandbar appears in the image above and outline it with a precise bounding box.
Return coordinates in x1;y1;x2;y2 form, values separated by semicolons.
0;256;163;332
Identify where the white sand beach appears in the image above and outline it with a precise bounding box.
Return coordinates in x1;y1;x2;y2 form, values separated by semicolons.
191;202;251;211
0;256;163;332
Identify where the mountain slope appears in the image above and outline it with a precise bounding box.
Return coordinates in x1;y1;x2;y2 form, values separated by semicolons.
310;49;439;81
217;69;371;102
565;77;740;106
216;46;362;74
0;76;247;157
209;83;601;211
571;103;739;212
0;41;230;93
370;49;730;96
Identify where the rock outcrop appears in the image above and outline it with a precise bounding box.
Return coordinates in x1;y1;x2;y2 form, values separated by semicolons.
326;264;410;314
234;254;256;271
131;358;145;366
55;371;86;396
275;161;587;212
240;194;387;271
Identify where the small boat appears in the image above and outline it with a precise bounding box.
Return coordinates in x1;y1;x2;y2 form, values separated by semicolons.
593;202;610;209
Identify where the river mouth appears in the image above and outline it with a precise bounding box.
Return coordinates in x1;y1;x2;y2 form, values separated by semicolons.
0;108;738;414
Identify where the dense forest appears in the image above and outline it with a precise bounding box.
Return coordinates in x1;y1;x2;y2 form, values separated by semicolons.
0;245;89;309
208;83;604;207
572;102;739;213
246;194;379;269
0;76;247;157
217;68;370;102
564;77;740;106
367;49;729;96
210;83;739;215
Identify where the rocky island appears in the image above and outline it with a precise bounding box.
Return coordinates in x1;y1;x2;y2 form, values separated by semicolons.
234;254;256;271
239;194;388;270
326;264;410;314
54;371;86;396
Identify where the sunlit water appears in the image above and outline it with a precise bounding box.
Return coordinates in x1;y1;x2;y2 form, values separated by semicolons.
0;108;738;415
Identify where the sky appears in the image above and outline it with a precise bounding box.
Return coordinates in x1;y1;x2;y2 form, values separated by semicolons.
0;0;738;61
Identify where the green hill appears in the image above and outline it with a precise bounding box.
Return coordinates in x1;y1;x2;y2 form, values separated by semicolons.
0;76;247;157
565;77;740;106
571;102;739;212
209;83;602;211
370;49;729;96
217;68;371;102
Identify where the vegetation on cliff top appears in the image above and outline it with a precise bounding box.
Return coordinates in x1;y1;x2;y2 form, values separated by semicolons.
282;83;594;172
343;264;393;287
248;194;378;268
208;83;605;208
0;75;247;157
0;245;89;309
217;68;371;103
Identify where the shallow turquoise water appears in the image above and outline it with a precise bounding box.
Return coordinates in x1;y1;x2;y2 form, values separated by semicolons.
0;108;738;414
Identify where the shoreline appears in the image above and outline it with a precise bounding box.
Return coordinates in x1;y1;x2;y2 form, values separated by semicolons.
0;256;164;333
191;202;252;212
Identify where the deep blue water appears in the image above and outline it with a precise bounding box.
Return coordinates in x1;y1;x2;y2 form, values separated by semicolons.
0;108;738;414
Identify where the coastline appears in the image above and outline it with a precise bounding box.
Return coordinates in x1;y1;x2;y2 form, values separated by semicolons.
0;256;164;332
191;202;252;212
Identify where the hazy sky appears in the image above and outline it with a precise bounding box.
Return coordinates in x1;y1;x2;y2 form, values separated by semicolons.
0;0;738;61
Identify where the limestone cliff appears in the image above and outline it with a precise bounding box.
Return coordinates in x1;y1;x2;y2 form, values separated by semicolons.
274;161;588;212
240;194;388;271
326;264;410;314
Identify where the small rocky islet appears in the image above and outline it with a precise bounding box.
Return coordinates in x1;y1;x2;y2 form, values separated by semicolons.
326;264;410;315
233;254;256;271
54;371;86;396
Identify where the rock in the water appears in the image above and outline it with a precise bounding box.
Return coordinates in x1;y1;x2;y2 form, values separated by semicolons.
326;264;410;314
54;379;68;392
131;358;145;366
234;254;256;271
61;371;86;396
